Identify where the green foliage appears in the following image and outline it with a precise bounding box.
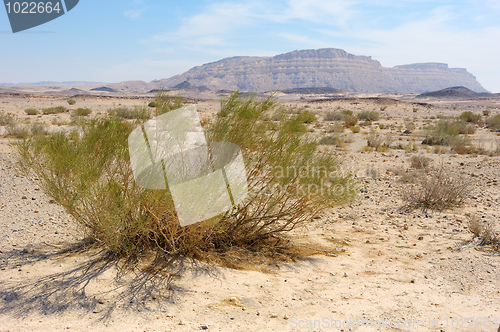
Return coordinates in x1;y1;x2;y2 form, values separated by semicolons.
108;106;150;120
296;111;317;124
0;113;15;126
67;99;76;105
150;90;183;116
319;134;344;147
344;115;358;128
358;110;380;121
72;107;92;117
17;92;358;265
147;101;156;108
42;106;67;115
24;108;39;115
422;119;475;153
458;111;482;123
350;125;360;133
486;114;500;132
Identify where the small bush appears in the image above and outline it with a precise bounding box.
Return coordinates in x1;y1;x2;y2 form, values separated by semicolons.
458;111;482;124
148;101;156;108
401;166;471;212
25;108;39;116
7;125;29;139
350;126;360;133
319;134;345;147
72;107;92;117
67;99;76;105
467;215;499;252
344;115;358;128
379;124;385;129
358;110;380;121
297;111;317;124
324;111;344;121
31;123;47;136
486;114;500;132
366;131;391;151
422;119;474;153
0;113;15;126
42;106;67;115
409;155;431;169
109;107;150;120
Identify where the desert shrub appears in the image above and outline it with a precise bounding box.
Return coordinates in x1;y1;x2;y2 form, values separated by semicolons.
344;115;358;128
319;134;344;147
72;107;92;117
358;110;380;121
401;166;471;212
42;106;67;115
31;123;47;136
67;99;76;105
409;155;431;169
109;106;150;120
422;119;474;153
7;125;29;139
350;126;360;133
0;113;15;126
486;114;500;132
324;111;344;121
24;108;39;115
459;111;481;124
366;130;391;151
379;124;385;129
149;91;183;116
17;92;358;266
148;101;156;108
297;111;317;124
467;215;499;252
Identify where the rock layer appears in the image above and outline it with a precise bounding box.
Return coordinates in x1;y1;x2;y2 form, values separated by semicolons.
157;48;487;93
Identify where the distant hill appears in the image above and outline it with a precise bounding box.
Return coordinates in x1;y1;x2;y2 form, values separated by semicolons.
280;87;344;94
0;81;105;87
417;86;495;99
156;48;487;94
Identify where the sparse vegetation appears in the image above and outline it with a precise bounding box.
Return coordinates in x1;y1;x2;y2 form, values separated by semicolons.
24;108;39;115
108;106;150;120
42;106;67;115
422;119;475;153
71;107;92;117
297;111;317;123
0;113;15;126
486;114;500;132
409;155;431;169
358;110;380;121
350;125;360;133
467;215;500;252
458;111;482;124
344;114;358;128
67;99;76;105
401;165;471;212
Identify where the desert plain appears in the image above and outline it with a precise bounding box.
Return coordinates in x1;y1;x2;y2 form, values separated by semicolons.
0;88;499;332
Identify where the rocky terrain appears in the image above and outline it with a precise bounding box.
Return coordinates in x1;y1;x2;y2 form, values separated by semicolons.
0;92;499;331
156;48;487;94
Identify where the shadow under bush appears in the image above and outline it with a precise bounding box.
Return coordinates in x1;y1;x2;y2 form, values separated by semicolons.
16;92;358;268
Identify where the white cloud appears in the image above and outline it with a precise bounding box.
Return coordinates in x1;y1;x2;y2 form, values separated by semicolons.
124;0;147;20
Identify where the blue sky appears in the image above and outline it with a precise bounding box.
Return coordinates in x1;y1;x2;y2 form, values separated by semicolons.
1;0;499;92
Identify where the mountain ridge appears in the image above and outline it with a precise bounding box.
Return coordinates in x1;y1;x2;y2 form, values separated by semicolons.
155;48;487;94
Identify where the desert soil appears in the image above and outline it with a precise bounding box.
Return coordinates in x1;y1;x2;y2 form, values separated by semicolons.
0;92;499;332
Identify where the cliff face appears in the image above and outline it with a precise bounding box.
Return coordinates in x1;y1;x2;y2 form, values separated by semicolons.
158;48;487;93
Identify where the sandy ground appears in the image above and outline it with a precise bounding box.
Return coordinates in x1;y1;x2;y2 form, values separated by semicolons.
1;92;500;331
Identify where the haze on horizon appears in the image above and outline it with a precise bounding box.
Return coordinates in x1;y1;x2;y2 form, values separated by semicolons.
1;0;499;92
